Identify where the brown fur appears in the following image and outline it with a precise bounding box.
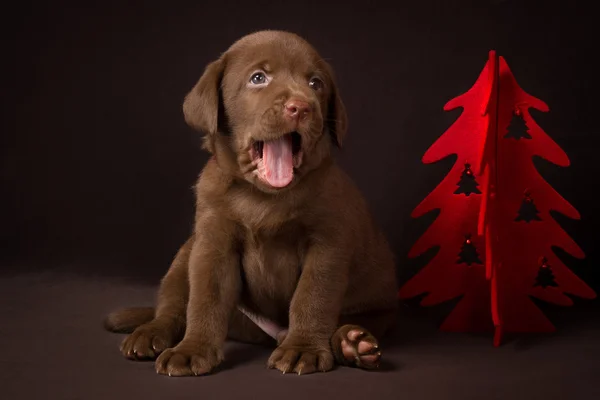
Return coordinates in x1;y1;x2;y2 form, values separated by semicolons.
104;30;398;376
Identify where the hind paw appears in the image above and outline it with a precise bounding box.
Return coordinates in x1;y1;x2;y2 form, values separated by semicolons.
120;322;173;360
332;325;381;370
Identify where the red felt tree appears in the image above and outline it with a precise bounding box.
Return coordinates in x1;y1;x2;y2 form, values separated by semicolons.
398;51;596;346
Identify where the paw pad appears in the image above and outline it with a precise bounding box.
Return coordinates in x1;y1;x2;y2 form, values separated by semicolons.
340;328;381;370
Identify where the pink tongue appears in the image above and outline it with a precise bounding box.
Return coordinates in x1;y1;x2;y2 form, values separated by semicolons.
262;135;294;188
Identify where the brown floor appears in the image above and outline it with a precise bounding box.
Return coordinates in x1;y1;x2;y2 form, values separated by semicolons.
2;270;599;400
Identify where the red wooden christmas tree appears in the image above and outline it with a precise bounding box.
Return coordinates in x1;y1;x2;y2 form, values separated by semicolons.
398;51;596;346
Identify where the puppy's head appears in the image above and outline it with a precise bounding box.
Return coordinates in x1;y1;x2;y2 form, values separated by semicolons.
183;30;347;193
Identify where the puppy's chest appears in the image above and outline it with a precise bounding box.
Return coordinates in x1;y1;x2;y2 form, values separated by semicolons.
239;226;307;316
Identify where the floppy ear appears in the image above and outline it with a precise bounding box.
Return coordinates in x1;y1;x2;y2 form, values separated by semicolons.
182;57;226;151
326;78;348;148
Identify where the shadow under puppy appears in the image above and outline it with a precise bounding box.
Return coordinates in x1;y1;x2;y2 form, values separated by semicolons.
104;30;399;377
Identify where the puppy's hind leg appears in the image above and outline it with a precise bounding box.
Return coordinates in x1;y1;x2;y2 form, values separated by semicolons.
104;307;155;333
104;236;194;361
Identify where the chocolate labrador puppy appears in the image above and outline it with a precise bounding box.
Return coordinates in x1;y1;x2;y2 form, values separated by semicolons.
104;30;398;376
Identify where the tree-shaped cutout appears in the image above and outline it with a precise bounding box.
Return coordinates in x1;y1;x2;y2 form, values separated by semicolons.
453;163;482;196
457;234;483;266
515;190;542;222
504;108;532;140
399;52;596;347
533;257;558;288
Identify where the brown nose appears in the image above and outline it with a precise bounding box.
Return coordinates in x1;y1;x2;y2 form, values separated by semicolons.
284;98;311;120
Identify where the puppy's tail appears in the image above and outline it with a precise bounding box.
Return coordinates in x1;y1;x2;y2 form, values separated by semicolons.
103;307;155;333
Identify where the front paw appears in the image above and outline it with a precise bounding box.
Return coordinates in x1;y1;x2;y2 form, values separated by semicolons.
267;340;334;375
155;342;223;377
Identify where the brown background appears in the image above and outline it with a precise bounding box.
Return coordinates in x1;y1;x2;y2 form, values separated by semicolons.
3;0;598;294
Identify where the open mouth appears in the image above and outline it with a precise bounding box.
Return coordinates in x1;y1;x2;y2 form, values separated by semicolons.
251;132;303;188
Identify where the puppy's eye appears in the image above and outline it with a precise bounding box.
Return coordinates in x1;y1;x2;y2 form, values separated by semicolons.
250;71;267;85
309;77;324;91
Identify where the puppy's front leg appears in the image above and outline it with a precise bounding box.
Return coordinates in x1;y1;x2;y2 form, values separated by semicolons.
268;242;349;375
155;215;240;377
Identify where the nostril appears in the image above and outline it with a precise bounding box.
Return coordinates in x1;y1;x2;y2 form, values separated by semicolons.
286;105;298;115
